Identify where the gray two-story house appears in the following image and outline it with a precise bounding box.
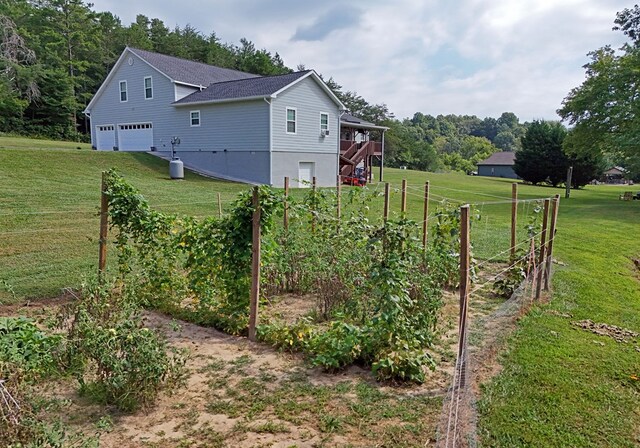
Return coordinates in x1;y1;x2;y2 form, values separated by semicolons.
84;47;345;187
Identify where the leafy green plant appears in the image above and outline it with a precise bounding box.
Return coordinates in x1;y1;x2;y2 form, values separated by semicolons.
60;280;186;412
104;170;281;335
493;200;542;298
0;317;62;379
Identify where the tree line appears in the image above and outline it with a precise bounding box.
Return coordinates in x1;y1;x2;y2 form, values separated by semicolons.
0;0;291;139
1;1;634;183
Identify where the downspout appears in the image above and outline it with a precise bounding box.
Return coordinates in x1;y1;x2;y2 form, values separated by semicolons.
380;130;386;182
264;97;273;186
337;110;343;183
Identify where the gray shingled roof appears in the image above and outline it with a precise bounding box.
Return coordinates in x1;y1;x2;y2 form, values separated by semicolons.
173;71;310;105
477;151;516;166
340;112;376;127
340;112;389;131
129;47;258;86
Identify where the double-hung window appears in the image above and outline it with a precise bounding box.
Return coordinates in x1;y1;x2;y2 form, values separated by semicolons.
119;80;127;102
286;108;296;134
190;110;201;127
144;76;153;99
320;113;329;134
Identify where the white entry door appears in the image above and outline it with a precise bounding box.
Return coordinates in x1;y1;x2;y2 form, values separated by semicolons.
118;123;153;151
95;125;115;150
298;162;314;187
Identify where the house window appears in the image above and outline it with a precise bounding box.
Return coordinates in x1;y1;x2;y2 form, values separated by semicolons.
144;76;153;99
119;80;127;102
286;108;296;134
190;110;200;127
320;113;328;134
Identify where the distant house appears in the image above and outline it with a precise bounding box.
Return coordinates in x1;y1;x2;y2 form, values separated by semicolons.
477;152;519;179
600;167;626;184
85;47;379;187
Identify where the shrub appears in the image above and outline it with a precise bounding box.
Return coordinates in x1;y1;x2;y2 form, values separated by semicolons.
61;281;186;412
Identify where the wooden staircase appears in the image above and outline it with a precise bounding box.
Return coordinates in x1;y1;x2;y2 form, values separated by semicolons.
340;141;374;176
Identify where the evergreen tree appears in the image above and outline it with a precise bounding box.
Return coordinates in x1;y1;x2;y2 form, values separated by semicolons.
514;120;567;185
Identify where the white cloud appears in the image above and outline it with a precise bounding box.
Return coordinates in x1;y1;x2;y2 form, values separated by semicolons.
90;0;631;120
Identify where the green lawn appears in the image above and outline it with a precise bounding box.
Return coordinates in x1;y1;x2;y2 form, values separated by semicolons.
0;137;247;300
1;136;639;446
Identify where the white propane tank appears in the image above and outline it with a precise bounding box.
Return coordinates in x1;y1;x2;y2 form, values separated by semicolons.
170;159;184;179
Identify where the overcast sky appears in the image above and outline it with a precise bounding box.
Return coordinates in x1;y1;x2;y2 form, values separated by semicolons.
90;0;630;121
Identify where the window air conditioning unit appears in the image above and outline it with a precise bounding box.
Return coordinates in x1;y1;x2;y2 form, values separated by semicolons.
320;129;330;137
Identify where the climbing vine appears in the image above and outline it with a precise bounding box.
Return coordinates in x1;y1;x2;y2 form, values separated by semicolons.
103;170;469;382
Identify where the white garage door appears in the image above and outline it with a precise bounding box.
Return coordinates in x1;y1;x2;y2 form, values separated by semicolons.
118;123;153;151
95;125;115;150
298;162;315;187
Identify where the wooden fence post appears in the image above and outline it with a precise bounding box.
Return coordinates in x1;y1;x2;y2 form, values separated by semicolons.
565;166;573;199
544;195;560;291
535;198;550;300
422;181;430;248
401;179;407;216
98;172;108;280
383;182;390;222
458;205;470;387
283;176;289;231
311;176;317;233
510;183;518;261
248;186;261;342
217;192;222;218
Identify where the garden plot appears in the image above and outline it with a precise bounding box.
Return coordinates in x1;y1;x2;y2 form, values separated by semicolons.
0;260;517;448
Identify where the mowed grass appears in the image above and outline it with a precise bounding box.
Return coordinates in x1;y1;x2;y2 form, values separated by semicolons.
1;136;639;446
0;136;248;300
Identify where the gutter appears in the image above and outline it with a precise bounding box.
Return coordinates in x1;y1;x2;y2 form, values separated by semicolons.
172;94;275;107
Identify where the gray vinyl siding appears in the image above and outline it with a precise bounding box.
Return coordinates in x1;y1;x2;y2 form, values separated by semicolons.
154;100;269;182
478;165;519;179
88;49;270;183
175;84;199;101
88;49;339;185
272;77;340;153
166;151;270;184
270;76;339;187
88;49;176;151
271;152;337;188
169;100;269;151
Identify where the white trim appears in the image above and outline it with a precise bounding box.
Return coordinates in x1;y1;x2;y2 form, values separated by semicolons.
85;47;173;113
272;149;336;154
267;98;273;185
320;112;329;135
144;76;153;100
190;110;201;127
173;94;273;107
174;80;207;89
84;49;128;113
271;71;345;109
127;48;175;83
119;80;128;103
172;71;346;109
340;119;390;131
286;107;297;135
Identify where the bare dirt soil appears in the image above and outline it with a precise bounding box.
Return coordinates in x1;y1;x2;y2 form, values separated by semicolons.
1;264;515;448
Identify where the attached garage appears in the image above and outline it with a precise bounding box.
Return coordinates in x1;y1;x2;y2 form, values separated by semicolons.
95;125;115;150
117;123;153;151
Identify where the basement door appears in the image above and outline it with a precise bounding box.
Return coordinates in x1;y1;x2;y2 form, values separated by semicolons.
117;123;153;151
95;125;115;150
298;162;315;188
